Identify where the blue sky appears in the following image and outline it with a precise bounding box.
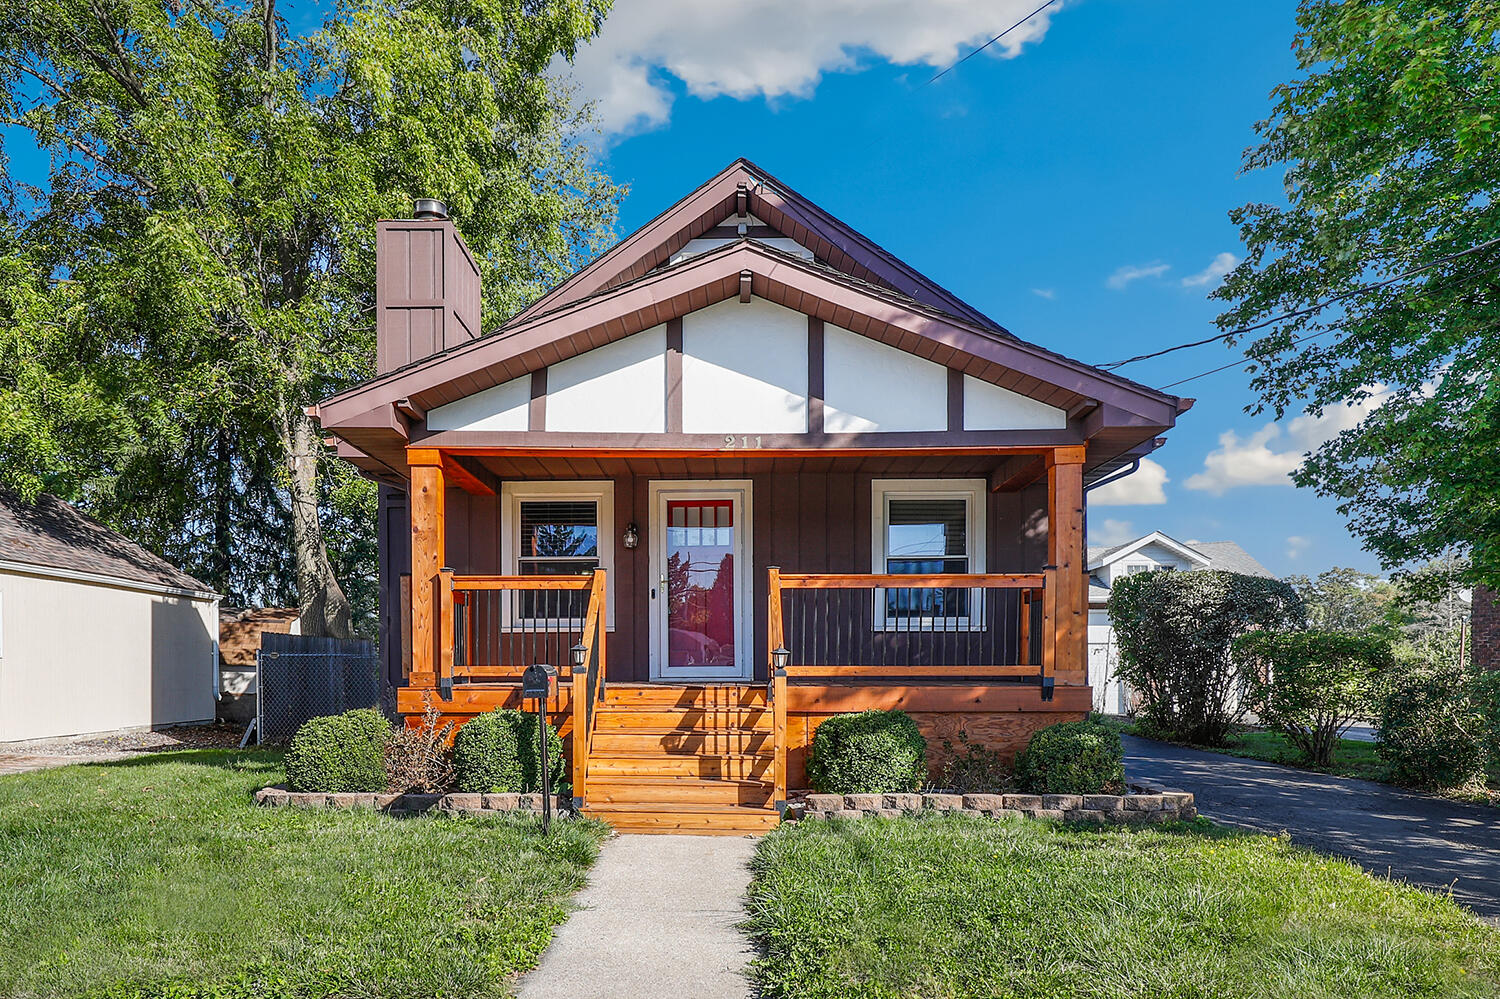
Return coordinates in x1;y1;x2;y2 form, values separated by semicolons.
577;0;1379;578
5;0;1381;578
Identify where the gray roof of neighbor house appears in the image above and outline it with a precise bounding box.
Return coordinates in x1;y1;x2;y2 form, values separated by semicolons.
0;489;215;596
1087;536;1275;579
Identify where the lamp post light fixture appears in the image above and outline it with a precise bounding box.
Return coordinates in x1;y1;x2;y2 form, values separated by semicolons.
771;647;790;672
571;642;588;671
622;522;639;549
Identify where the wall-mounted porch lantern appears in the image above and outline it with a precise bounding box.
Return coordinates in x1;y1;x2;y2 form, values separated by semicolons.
622;522;639;550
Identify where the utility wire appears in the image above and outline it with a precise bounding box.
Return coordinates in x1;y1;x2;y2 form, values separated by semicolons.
925;0;1060;85
1100;236;1500;370
1158;326;1340;391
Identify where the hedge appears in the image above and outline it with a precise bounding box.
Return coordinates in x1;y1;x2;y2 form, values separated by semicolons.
452;709;564;794
806;709;927;794
1013;718;1125;795
284;709;390;792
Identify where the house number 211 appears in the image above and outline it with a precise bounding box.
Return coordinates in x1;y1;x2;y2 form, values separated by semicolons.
722;435;763;449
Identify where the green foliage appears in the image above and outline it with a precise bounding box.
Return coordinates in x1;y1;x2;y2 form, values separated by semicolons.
1285;568;1402;636
1215;0;1500;591
452;709;563;794
0;0;620;629
1234;630;1391;766
1013;719;1125;795
284;708;390;792
1473;670;1500;782
806;709;927;795
747;815;1500;999
939;728;1013;794
1376;648;1486;790
1109;569;1305;745
0;749;606;997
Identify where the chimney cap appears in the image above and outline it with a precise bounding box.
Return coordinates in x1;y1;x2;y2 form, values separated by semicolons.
413;198;449;221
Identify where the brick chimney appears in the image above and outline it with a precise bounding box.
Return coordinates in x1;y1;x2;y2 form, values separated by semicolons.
375;200;481;374
1475;584;1499;672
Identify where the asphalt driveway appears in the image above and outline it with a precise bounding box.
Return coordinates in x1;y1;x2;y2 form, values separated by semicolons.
1123;734;1500;921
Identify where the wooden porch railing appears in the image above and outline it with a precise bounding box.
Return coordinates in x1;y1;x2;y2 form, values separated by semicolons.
766;567;1054;809
440;570;608;805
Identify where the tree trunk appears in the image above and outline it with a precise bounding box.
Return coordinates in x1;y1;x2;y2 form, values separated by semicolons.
280;404;354;637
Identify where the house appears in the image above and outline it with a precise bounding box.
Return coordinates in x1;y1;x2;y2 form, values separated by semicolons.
1087;531;1275;713
0;490;220;745
218;607;300;725
312;159;1189;832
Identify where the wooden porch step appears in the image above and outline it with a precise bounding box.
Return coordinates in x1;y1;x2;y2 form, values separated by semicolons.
604;684;766;709
594;708;771;732
589;753;771;780
582;801;781;835
586;777;773;807
591;729;772;755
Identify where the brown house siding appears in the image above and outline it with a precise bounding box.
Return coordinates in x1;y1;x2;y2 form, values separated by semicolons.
377;465;1050;688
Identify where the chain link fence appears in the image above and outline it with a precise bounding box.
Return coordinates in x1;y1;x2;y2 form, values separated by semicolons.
255;633;380;744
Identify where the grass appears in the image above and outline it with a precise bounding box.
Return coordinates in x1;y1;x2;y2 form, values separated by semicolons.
0;749;608;999
1095;716;1388;783
746;813;1500;999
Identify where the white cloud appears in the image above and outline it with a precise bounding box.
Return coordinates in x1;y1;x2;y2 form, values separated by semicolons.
1089;458;1168;506
1185;390;1389;496
1182;251;1237;288
555;1;1066;136
1286;535;1310;559
1106;262;1170;290
1091;518;1137;546
1031;288;1056;300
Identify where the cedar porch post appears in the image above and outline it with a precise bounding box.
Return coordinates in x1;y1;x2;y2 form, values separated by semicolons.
1045;446;1087;692
407;448;447;691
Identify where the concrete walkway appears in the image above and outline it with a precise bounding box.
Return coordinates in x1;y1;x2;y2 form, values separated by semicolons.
518;834;757;999
1124;735;1500;921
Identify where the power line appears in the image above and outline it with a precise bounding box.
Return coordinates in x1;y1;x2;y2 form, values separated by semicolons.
1158;326;1339;391
1100;236;1500;370
925;0;1060;86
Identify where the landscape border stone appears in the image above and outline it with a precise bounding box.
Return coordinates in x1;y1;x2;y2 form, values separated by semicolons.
798;782;1196;825
253;785;569;817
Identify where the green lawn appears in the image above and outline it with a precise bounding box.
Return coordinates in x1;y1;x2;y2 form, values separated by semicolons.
1095;716;1388;783
747;814;1500;999
0;750;607;998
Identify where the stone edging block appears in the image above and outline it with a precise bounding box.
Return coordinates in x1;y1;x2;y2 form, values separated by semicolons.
253;785;568;816
798;782;1196;825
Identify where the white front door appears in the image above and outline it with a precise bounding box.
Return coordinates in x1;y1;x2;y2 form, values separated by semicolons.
648;480;754;681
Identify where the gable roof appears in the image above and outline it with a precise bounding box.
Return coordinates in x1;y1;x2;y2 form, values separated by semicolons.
511;158;1006;334
0;490;216;597
1087;531;1211;570
1087;532;1275;579
1190;541;1276;579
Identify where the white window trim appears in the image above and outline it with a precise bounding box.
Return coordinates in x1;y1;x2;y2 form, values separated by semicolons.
500;480;615;630
870;478;987;632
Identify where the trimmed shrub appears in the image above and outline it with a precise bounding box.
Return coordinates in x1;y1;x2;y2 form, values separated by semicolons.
1109;569;1304;745
807;709;927;794
1234;630;1390;766
284;708;390;792
452;709;563;794
1377;650;1485;790
1013;718;1125;795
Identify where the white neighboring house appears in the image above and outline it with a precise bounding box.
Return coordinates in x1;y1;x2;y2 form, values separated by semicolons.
1087;531;1275;715
0;490;220;745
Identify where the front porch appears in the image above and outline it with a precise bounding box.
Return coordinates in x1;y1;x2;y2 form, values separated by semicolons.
393;445;1092;832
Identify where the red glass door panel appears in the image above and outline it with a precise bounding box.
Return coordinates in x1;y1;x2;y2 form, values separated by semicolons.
665;500;736;668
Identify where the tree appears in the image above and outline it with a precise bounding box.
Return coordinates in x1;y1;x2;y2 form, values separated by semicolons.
1215;1;1500;592
1284;567;1400;636
0;0;619;634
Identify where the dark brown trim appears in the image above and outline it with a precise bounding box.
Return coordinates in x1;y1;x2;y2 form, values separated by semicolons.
665;317;684;434
739;269;753;303
528;369;547;432
947;368;964;433
990;456;1046;493
807;317;825;436
703;225;779;238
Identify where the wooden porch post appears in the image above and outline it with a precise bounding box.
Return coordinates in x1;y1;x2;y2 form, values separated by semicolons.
1046;446;1087;693
407;448;447;691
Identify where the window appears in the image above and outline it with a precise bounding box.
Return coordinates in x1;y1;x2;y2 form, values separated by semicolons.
501;482;614;627
871;479;986;629
1125;563;1151;575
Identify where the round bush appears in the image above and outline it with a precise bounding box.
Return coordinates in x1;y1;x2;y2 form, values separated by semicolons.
1377;654;1485;790
452;708;563;794
806;709;927;794
284;708;390;792
1013;719;1124;795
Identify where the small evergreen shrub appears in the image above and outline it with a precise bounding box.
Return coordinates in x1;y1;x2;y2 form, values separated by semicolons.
1377;651;1485;790
806;709;927;794
1234;630;1390;766
452;709;563;794
284;708;390;792
1013;719;1125;795
1109;569;1304;745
